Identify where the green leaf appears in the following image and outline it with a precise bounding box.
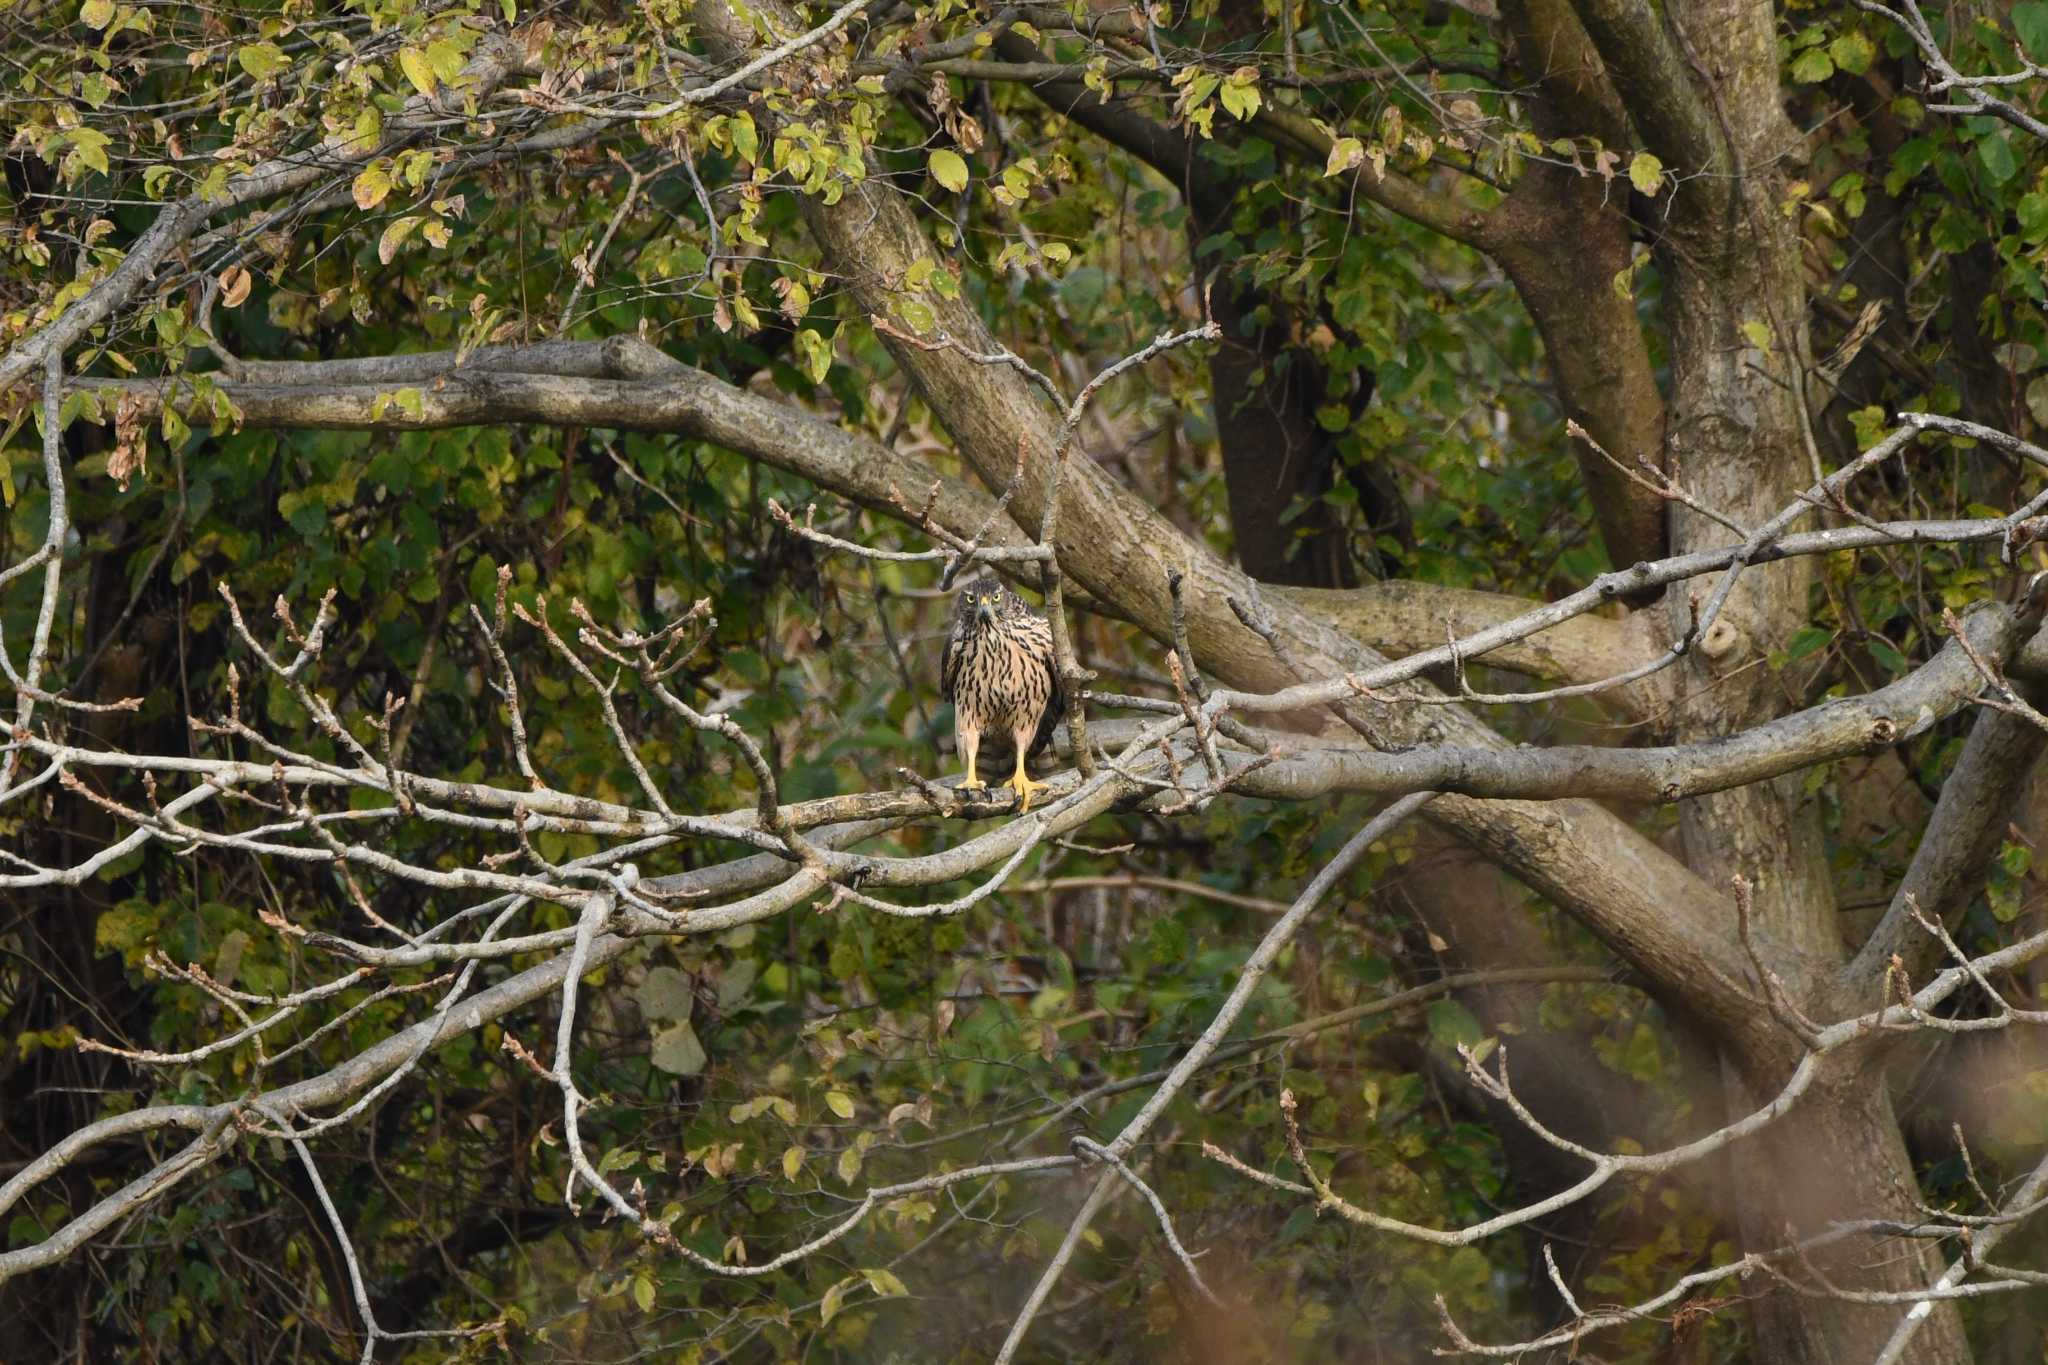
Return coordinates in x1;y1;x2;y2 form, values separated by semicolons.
237;42;289;80
1627;151;1664;197
631;1273;655;1313
637;966;693;1021
794;328;832;386
651;1019;707;1075
2017;2;2048;60
928;148;969;193
95;904;154;955
1990;876;2023;923
1784;626;1832;662
1977;133;2018;184
1790;47;1834;83
894;298;936;334
2020;192;2048;243
2027;375;2048;428
1828;30;1875;75
1426;998;1484;1051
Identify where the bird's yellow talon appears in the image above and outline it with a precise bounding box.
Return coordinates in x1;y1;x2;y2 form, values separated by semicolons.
1007;755;1050;814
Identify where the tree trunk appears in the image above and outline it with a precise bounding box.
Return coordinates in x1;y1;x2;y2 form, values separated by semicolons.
1620;2;1971;1356
1725;1062;1963;1363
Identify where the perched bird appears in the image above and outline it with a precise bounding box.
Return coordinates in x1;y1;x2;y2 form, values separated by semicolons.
941;574;1066;812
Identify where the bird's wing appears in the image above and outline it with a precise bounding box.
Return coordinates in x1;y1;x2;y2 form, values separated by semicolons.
940;626;962;703
1027;624;1066;758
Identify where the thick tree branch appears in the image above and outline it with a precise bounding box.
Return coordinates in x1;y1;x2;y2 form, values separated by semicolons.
1563;0;1725;190
1844;676;2048;990
1494;0;1670;568
76;345;1697;699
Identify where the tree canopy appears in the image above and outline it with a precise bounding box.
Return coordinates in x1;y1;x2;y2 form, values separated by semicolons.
4;0;2048;1361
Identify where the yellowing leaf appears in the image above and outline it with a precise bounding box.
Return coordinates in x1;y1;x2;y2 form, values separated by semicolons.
1219;69;1261;121
1739;319;1774;354
347;107;385;158
67;128;111;177
794;328;832;385
928;148;969;194
820;1275;856;1325
861;1268;908;1298
782;1145;803;1179
398;47;437;98
650;1019;707;1075
1324;137;1364;178
731;112;758;164
351;163;393;211
1628;150;1664;197
631;1273;655;1313
80;0;114;30
237;42;289;81
425;38;466;83
825;1090;855;1119
378;216;420;264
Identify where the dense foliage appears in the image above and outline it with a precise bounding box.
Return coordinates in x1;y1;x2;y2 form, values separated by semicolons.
5;0;2048;1361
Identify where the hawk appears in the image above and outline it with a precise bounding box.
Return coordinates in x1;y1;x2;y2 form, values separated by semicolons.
941;574;1066;812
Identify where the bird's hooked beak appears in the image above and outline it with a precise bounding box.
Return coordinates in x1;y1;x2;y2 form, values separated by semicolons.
975;597;996;626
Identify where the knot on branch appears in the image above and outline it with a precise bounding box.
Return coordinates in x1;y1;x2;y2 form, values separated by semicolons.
1698;618;1744;664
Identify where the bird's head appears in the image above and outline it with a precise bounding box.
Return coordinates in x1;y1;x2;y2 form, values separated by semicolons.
964;576;1001;628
